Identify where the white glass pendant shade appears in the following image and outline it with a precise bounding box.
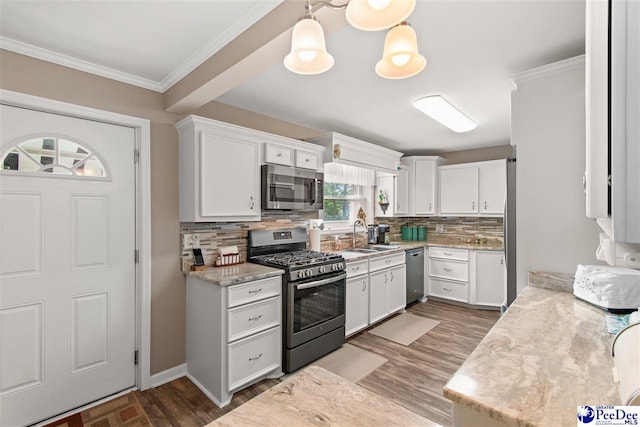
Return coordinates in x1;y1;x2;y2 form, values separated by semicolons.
346;0;416;31
284;17;334;75
375;23;426;79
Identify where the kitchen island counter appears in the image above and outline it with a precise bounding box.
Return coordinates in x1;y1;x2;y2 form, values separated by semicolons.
207;365;440;427
443;274;619;426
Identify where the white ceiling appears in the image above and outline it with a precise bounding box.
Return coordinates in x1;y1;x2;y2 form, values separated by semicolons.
0;0;282;91
0;0;585;154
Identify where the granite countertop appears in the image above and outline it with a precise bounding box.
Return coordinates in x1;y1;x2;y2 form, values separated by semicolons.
184;263;283;287
443;279;619;426
338;238;503;261
207;366;440;427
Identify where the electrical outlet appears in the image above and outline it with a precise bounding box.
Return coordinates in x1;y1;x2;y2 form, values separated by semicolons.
436;224;444;234
182;233;201;250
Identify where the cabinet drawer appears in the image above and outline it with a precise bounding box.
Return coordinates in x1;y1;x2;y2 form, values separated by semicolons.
265;143;294;166
228;276;281;308
369;252;405;272
346;259;369;278
228;296;280;342
429;247;469;261
429;258;468;282
228;326;280;391
429;277;468;302
295;149;320;170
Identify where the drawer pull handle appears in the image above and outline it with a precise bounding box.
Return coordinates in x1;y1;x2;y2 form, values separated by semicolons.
443;252;453;256
443;267;453;272
385;273;388;284
248;353;263;362
305;158;310;162
352;266;360;272
248;314;263;321
362;281;367;291
385;259;391;264
443;287;452;292
390;271;394;281
277;152;283;157
248;288;262;295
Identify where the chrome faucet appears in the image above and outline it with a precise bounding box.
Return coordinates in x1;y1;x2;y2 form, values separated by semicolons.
352;219;366;249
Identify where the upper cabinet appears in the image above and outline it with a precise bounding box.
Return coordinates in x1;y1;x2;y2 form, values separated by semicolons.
177;116;325;222
479;161;506;215
178;116;262;222
439;160;506;217
401;156;447;216
394;166;410;215
439;165;479;215
585;0;640;247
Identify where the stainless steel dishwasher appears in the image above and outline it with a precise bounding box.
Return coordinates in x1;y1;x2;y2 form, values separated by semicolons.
405;247;424;304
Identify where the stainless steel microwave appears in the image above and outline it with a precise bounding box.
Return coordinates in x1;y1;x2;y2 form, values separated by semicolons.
262;164;323;211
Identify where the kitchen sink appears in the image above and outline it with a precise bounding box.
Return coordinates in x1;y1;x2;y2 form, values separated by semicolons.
346;248;378;253
344;245;400;254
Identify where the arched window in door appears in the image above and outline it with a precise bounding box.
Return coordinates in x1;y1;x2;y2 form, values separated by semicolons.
1;136;109;179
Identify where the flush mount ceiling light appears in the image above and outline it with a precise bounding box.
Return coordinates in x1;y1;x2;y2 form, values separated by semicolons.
285;0;424;79
413;96;477;132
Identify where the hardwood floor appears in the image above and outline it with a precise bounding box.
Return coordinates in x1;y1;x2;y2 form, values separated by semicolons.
134;300;499;426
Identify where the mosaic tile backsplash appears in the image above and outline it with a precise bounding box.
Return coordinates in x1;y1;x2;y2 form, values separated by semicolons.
180;214;503;270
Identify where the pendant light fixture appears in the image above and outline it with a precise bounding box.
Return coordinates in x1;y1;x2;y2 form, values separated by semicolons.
284;0;424;79
284;8;334;75
375;22;425;79
346;0;416;31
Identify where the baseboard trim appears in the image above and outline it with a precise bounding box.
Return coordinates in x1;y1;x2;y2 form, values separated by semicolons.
185;372;231;408
150;363;187;388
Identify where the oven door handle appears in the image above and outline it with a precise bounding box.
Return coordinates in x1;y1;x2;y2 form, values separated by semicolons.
295;273;346;290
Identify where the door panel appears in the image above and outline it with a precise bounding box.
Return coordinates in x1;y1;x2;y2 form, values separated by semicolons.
0;105;136;426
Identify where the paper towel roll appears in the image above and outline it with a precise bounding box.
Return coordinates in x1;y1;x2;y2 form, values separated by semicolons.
309;229;321;252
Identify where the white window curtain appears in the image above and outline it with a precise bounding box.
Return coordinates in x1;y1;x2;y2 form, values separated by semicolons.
324;162;375;186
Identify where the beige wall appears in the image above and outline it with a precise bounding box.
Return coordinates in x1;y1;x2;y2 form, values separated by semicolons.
437;144;513;165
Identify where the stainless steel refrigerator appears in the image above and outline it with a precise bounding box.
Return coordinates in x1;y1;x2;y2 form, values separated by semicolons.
504;157;517;308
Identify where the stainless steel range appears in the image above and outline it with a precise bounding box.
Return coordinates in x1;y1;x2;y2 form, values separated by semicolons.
248;227;345;372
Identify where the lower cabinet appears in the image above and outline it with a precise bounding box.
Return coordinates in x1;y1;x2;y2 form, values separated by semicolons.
427;247;505;308
470;251;506;307
346;274;369;336
345;252;406;336
186;275;282;407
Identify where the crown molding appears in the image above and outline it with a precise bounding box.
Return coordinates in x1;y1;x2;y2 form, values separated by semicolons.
510;54;586;88
0;37;164;92
159;0;283;92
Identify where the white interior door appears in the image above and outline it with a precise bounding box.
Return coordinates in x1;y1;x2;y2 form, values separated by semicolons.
0;105;136;426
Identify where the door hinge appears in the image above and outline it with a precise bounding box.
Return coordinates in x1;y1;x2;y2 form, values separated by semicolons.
134;149;140;163
134;249;139;264
134;350;139;365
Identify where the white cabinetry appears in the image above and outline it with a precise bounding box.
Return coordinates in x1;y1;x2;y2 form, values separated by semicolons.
398;156;447;216
264;142;322;171
586;0;640;249
368;252;406;324
427;247;505;308
186;275;282;407
394;166;410;215
428;248;469;303
439;160;506;217
479;161;506;215
178;116;261;222
345;260;369;336
264;143;294;167
470;251;506;307
439;166;479;215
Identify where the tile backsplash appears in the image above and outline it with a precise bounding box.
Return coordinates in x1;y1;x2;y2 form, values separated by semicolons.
180;214;503;270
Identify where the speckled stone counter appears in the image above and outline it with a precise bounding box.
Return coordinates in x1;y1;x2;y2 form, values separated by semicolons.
207;366;440;427
443;278;619;427
184;263;283;286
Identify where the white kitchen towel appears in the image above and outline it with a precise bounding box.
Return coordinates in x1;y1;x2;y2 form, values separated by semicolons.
217;245;239;256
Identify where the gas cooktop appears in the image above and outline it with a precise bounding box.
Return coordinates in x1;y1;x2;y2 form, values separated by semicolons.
251;250;342;269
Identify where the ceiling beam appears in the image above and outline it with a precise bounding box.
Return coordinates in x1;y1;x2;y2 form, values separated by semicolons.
163;0;347;114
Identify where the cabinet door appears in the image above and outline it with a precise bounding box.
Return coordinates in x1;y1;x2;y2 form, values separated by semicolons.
479;162;506;215
394;167;409;215
414;159;437;215
439;167;479;215
200;132;260;219
473;251;506;307
387;264;406;313
346;275;369;336
369;269;388;323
